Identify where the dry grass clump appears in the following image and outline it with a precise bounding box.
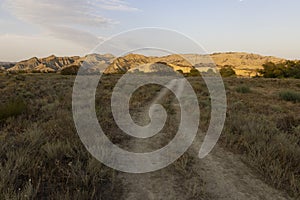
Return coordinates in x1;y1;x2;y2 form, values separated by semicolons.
235;85;251;93
279;90;300;103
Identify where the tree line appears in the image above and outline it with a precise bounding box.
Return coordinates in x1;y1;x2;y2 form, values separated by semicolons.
259;60;300;79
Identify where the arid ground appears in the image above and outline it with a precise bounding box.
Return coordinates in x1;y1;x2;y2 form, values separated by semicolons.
0;73;299;199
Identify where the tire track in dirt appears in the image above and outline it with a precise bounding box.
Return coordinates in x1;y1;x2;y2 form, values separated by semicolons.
118;79;207;200
116;78;293;200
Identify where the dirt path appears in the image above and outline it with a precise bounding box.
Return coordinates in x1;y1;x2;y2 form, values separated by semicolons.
116;79;293;200
190;139;292;200
117;79;206;200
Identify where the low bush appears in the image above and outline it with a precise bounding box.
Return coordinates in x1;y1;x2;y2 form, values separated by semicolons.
279;90;300;103
189;68;201;77
236;85;251;93
0;99;27;121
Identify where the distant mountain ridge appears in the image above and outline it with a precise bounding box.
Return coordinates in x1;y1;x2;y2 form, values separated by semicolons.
6;54;114;73
8;55;80;73
1;52;288;77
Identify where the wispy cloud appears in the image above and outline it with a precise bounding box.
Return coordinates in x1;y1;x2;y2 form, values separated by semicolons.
94;0;140;11
46;25;104;48
3;0;138;48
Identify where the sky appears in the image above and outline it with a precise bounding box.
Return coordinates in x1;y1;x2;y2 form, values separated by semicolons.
0;0;300;61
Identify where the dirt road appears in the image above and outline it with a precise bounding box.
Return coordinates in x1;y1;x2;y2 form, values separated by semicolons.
116;79;292;200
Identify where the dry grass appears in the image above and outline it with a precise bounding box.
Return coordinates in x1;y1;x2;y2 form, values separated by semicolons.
235;85;251;93
0;74;121;199
219;78;300;198
0;74;299;198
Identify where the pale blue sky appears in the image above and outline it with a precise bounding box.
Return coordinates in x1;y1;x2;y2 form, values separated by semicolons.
0;0;299;61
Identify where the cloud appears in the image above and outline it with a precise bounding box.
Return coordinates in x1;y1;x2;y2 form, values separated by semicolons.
46;25;104;48
4;0;115;26
3;0;138;48
94;0;140;11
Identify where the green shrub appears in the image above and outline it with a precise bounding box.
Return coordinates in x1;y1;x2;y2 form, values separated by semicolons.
189;68;200;76
0;99;27;121
220;65;236;77
236;85;251;93
259;61;300;79
279;90;300;103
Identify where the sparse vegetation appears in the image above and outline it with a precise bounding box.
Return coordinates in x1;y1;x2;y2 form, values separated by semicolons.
188;77;300;198
0;74;121;199
223;111;300;196
1;74;300;198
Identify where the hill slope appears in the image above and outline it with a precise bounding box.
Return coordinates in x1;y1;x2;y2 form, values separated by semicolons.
8;56;80;72
211;52;286;77
3;52;288;77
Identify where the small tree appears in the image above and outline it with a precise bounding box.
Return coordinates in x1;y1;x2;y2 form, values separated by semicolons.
220;65;236;77
189;68;200;76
